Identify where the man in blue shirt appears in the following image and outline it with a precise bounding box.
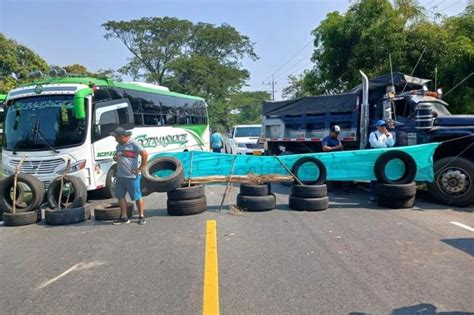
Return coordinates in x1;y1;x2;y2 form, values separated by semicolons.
210;129;224;153
322;125;350;193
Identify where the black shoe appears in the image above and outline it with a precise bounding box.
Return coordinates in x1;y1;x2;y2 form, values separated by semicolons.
113;217;130;225
138;217;146;225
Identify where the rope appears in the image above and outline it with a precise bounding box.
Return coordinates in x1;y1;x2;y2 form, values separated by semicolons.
438;134;474;144
434;142;474;177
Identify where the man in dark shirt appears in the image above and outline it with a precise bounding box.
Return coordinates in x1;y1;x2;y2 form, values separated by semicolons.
321;125;350;193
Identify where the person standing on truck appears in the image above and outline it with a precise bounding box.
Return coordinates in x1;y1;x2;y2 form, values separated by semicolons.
322;125;350;193
110;127;148;225
369;120;395;201
210;129;224;153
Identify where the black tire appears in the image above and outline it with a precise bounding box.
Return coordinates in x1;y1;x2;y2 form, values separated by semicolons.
94;202;134;220
0;174;45;213
291;157;327;185
167;196;207;216
374;150;417;184
289;195;329;211
44;207;86;225
240;183;270;196
377;195;416;209
143;157;184;192
376;182;417;199
47;175;87;209
236;193;276;212
427;157;474;207
3;210;41;226
291;184;327;198
167;184;205;201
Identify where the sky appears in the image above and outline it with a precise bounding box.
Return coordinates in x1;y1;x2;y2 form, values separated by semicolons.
0;0;469;100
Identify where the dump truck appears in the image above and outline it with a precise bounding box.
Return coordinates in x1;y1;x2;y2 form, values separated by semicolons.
262;71;474;206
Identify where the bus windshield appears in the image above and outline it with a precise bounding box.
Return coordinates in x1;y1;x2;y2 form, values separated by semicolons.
3;95;87;151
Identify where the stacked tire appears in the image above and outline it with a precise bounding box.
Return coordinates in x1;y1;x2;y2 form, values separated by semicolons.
374;150;417;209
289;184;329;211
236;183;275;212
167;184;207;216
0;174;45;226
94;202;134;221
44;175;89;225
289;157;329;211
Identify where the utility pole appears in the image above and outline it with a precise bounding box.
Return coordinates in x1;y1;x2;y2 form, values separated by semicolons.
263;74;277;101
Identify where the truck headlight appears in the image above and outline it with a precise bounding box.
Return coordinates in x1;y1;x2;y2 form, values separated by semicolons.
237;143;247;148
56;160;86;175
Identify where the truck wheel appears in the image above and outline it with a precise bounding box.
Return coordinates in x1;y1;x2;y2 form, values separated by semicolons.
47;176;87;209
240;183;270;196
291;184;327;198
374;150;417;184
427;157;474;207
291;157;327;185
143;157;184;192
0;174;45;213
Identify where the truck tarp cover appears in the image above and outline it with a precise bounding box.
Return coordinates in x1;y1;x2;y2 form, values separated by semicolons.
156;143;439;182
262;93;358;116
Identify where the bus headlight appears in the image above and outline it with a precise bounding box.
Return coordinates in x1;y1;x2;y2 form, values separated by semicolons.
56;160;86;175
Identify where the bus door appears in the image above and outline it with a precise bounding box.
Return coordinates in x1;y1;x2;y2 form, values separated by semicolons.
92;99;134;184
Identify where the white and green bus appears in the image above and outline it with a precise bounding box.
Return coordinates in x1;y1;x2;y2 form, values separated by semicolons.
2;76;210;197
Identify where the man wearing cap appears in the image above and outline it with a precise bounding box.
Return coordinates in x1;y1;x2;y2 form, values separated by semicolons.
322;125;350;192
110;127;148;225
368;120;395;201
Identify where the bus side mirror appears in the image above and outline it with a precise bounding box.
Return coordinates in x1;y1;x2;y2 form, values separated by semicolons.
74;88;93;119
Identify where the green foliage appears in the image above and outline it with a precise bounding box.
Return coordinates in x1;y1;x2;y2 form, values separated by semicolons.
102;17;258;128
208;91;270;130
0;33;48;93
288;0;473;113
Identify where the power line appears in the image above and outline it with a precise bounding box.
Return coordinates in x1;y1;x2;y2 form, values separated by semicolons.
263;40;313;81
273;52;314;82
438;0;464;12
262;74;277;101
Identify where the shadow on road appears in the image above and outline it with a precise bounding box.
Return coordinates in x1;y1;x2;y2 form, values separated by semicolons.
349;303;474;315
441;238;474;257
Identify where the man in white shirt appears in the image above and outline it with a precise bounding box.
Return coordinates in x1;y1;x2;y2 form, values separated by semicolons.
369;120;395;201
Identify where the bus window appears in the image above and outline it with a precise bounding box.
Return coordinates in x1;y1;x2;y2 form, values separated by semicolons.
134;114;144;126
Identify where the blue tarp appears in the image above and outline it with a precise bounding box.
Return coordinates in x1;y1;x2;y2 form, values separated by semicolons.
153;143;439;182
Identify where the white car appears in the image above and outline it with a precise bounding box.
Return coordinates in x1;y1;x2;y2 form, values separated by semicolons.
229;124;264;155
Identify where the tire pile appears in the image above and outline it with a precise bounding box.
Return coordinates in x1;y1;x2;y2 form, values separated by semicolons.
374;150;418;209
143;157;208;216
0;174;90;226
94;202;134;221
237;183;275;212
288;156;329;211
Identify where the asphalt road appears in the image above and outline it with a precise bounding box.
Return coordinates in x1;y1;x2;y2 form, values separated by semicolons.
0;184;473;314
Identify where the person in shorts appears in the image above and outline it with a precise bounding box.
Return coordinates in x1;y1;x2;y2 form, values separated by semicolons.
110;127;148;225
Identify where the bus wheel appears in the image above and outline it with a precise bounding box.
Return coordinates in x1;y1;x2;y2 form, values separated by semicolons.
428;157;474;207
98;166;117;199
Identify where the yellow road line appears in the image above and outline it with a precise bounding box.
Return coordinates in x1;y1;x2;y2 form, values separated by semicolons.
203;220;220;315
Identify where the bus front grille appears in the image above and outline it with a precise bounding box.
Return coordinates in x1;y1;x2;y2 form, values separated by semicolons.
9;158;66;175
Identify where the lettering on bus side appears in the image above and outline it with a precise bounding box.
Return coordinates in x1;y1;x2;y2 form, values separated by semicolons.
97;151;116;158
134;134;188;148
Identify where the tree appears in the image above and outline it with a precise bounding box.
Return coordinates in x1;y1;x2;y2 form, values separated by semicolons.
0;33;48;93
281;73;312;99
284;0;473;113
102;17;258;129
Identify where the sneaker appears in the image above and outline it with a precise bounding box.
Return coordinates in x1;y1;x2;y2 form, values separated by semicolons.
138;217;147;225
113;217;130;225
